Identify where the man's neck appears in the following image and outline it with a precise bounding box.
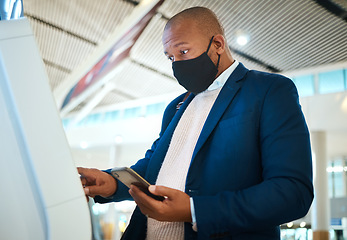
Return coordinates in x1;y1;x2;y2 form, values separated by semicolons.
216;56;235;78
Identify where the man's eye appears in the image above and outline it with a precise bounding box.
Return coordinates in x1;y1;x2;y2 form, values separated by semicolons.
180;50;188;54
167;56;174;61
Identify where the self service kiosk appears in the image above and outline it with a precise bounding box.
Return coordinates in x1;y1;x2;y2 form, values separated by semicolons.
0;18;92;240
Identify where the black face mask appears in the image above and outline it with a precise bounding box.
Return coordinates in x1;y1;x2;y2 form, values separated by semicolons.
172;36;220;94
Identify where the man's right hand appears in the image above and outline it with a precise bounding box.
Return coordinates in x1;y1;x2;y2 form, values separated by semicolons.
77;167;117;199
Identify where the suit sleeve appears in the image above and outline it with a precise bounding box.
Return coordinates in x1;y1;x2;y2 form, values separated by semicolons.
193;76;314;237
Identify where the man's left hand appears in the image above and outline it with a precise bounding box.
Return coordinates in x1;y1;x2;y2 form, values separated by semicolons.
129;185;192;222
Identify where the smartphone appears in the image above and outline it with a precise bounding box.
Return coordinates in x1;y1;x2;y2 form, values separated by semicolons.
111;167;165;201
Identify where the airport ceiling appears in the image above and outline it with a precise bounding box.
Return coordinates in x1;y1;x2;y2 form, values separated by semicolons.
23;0;347;117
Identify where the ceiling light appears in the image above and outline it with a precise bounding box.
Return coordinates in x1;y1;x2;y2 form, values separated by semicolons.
235;30;250;46
237;35;249;46
114;135;123;144
80;141;89;149
287;222;294;228
300;222;306;228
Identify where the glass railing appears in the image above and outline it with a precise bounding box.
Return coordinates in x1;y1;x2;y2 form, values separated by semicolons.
291;68;347;97
63;102;167;128
0;0;23;21
63;67;347;128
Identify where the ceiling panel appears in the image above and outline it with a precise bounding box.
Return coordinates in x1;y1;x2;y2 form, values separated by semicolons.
330;0;347;11
110;60;183;98
158;0;347;72
45;64;70;91
20;0;347;115
24;0;135;43
29;18;95;71
130;14;174;78
84;60;183;108
23;0;135;92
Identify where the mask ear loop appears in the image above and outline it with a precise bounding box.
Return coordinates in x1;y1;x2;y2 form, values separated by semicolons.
206;36;214;53
216;54;220;69
206;36;221;69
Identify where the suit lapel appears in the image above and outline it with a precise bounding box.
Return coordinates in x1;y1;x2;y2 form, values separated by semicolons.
191;63;249;161
146;63;249;183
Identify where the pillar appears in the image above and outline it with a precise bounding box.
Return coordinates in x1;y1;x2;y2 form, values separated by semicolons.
311;131;330;240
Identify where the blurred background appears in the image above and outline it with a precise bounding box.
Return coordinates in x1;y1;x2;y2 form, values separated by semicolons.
15;0;347;239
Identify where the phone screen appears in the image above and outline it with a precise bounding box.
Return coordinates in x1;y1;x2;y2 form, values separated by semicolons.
111;167;165;201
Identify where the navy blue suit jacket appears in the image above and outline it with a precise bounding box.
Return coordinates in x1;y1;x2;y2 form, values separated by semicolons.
96;63;313;239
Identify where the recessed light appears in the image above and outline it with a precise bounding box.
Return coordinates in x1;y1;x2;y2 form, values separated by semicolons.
80;141;89;149
235;30;250;46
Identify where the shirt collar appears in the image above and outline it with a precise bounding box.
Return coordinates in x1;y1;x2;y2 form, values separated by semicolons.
206;59;239;92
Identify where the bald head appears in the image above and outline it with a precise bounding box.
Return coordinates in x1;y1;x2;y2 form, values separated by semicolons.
165;7;225;40
162;7;234;75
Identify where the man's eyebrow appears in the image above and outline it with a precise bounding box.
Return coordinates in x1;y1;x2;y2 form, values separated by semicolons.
174;41;189;47
164;42;189;55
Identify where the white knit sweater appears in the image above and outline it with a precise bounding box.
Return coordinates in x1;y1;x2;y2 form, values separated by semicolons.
146;88;221;240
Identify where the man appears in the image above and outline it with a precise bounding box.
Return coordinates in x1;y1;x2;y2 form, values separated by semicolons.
78;7;313;240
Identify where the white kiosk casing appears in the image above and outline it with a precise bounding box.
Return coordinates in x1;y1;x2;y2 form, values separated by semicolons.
0;18;92;240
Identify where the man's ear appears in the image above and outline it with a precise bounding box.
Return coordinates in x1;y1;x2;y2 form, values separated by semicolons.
213;34;226;55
